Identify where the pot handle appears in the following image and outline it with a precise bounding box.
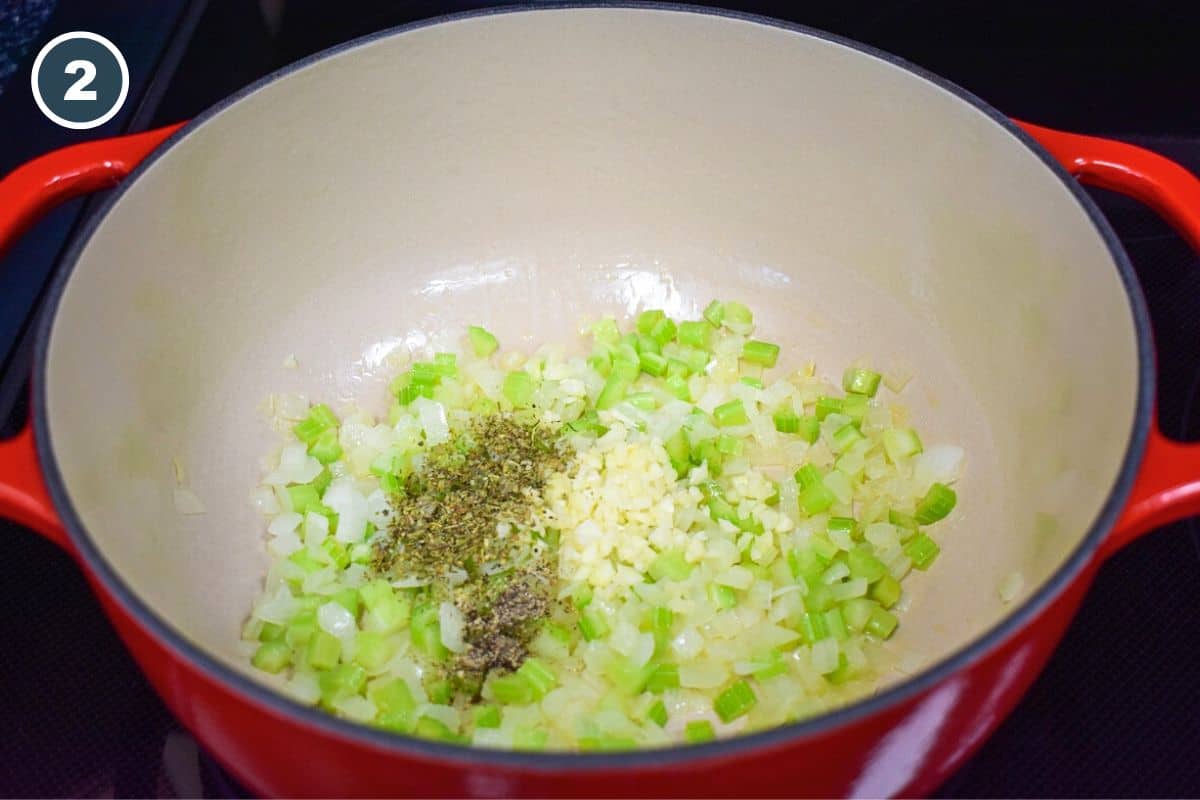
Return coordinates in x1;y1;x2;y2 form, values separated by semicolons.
1016;121;1200;559
0;123;184;552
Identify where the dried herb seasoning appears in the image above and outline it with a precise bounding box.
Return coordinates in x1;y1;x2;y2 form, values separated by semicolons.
372;412;569;690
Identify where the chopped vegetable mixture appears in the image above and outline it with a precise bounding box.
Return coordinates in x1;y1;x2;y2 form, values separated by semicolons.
243;300;964;750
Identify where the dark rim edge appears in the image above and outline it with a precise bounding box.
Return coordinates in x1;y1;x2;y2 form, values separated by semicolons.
31;1;1154;774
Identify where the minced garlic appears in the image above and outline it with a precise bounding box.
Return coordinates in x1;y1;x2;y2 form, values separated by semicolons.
541;423;706;595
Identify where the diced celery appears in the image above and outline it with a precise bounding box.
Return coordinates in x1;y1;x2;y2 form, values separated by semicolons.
307;630;341;670
579;608;610;641
647;699;669;727
371;677;417;723
649;316;677;346
714;680;757;723
467;325;499;357
319;663;367;705
823;607;848;641
517;658;557;698
842;367;882;397
742;340;780;368
904;533;941;570
708;583;738;609
866;607;899;639
847;545;888;583
414;715;460;742
490;672;534;705
677;320;714;350
258;621;286;642
410;602;448;661
703;300;725;327
814;396;843;420
664;374;691;401
626;391;658;410
714;399;749;427
251;641;290;673
841;598;877;632
915;483;957;524
637;309;666;336
503;371;535;407
871;574;902;608
799;611;830;644
474;705;502;728
832;423;864;452
722;301;753;332
685;720;716;743
649;549;693;582
353;630;394;669
591;318;621;346
639;350;669;377
606;656;656;694
842;394;869;423
797;414;821;443
646;662;680;693
572;584;594;610
287;484;321;515
798;481;836;515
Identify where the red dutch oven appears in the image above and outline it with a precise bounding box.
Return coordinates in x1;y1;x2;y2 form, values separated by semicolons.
2;6;1200;797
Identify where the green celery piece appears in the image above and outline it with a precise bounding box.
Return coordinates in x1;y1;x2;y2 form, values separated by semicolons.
773;409;801;433
490;672;535;705
354;631;395;670
866;607;899;639
797;414;821;443
578;608;610;641
319;663;367;705
702;300;725;327
677;320;714;350
714;399;749;427
503;371;535;407
517;658;557;698
467;325;499;357
814;396;843;420
648;549;693;582
647;699;669;727
306;630;341;671
645;662;680;693
685;720;716;743
842;367;882;397
904;533;941;570
474;705;502;728
871;574;902;609
713;680;757;723
251;641;290;673
915;483;957;524
742;340;780;368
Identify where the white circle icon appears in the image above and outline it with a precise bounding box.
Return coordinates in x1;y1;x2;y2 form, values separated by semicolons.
31;31;130;131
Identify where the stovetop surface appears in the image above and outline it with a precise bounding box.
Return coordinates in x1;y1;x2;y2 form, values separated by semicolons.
1;1;1198;796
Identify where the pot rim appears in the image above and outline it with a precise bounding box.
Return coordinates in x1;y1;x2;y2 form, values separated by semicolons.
32;2;1153;772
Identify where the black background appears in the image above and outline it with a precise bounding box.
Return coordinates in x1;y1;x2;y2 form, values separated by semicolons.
1;1;1199;796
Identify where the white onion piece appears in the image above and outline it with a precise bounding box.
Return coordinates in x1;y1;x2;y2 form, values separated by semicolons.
253;584;298;624
268;511;303;537
318;601;356;638
324;479;369;543
411;397;450;446
913;445;964;493
439;602;466;653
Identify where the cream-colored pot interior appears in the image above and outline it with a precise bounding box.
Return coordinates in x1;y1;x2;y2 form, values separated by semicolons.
46;8;1137;692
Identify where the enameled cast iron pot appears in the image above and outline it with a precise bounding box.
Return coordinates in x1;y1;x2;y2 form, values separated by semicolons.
2;6;1200;797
